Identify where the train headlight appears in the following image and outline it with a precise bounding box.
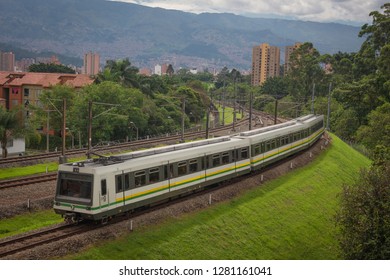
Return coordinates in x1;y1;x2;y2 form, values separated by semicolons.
86;207;91;211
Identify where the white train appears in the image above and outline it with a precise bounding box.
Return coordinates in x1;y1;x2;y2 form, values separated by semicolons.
54;114;324;223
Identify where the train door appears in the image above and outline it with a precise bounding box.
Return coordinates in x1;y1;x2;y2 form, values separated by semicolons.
115;170;131;207
99;177;108;209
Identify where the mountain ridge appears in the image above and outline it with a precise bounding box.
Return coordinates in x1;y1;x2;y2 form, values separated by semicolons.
0;0;364;69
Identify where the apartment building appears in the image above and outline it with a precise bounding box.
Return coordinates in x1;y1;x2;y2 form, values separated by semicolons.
83;52;100;75
284;42;302;74
0;51;15;71
251;43;280;86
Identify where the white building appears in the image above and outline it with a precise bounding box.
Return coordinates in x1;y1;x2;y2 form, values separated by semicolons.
154;64;162;76
0;138;25;156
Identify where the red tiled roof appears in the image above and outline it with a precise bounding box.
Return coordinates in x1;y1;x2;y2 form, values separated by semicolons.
0;71;95;88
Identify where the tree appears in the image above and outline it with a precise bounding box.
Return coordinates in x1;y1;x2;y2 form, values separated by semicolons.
356;102;390;151
28;63;75;74
336;160;390;259
260;76;289;98
0;107;23;158
97;58;139;88
166;64;174;76
286;42;325;104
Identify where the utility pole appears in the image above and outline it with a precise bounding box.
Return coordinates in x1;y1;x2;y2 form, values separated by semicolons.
222;79;225;126
87;100;93;158
311;83;315;114
205;105;210;139
249;90;253;130
232;77;237;131
46;110;50;152
181;98;185;142
327;82;332;130
59;98;67;163
274;99;278;125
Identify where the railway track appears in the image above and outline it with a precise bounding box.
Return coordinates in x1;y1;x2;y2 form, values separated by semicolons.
0;173;57;189
0;223;94;258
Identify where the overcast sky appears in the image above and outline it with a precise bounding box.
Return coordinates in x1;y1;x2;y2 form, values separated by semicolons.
113;0;386;25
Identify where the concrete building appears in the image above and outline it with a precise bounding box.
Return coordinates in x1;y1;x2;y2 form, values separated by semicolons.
251;43;280;86
83;52;100;75
284;42;302;75
154;64;162;76
0;51;15;71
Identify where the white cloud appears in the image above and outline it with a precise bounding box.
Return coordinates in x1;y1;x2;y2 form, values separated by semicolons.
112;0;387;24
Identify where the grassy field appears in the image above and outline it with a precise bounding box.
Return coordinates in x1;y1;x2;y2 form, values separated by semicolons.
69;135;370;260
0;162;59;180
0;210;63;239
217;105;243;124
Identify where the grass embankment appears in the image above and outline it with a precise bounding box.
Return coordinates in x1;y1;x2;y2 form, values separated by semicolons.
70;135;370;260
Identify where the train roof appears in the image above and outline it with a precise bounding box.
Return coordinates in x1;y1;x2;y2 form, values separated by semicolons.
63;136;242;169
238;114;321;138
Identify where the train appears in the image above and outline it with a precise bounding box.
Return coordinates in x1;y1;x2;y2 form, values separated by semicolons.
53;114;325;223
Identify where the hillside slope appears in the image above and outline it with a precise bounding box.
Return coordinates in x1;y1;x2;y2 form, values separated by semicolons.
71;135;371;260
0;0;363;69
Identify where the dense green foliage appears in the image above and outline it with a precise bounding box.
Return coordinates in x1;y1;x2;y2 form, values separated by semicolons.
0;107;25;157
68;135;370;260
29;63;76;74
337;157;390;259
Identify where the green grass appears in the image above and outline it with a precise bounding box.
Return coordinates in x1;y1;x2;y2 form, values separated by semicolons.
0;210;63;239
69;134;370;260
0;162;59;180
217;105;243;124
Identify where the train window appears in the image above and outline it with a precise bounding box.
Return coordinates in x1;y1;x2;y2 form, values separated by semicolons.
149;168;160;184
170;164;174;178
135;171;146;187
201;157;205;170
222;152;230;164
124;174;130;190
59;173;92;200
189;159;198;173
241;148;249;159
116;175;123;193
164;165;168;180
101;179;107;196
266;142;271;152
254;144;261;155
178;161;187;176
212;154;220;166
270;140;276;150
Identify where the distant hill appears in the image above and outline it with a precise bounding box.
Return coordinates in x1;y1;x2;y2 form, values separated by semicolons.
0;0;364;69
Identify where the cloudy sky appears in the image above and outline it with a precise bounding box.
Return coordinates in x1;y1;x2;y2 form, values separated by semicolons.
113;0;386;25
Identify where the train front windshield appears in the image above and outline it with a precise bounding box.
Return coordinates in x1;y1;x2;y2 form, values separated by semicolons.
56;172;93;204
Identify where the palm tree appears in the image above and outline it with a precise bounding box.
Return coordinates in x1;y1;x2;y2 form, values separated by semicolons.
0;107;23;158
98;58;140;88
